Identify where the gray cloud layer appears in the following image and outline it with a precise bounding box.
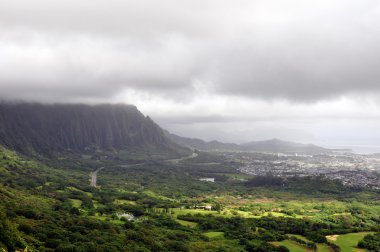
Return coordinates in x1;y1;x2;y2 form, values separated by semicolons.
1;0;380;103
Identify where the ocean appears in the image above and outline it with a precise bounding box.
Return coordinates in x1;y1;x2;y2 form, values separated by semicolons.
324;144;380;155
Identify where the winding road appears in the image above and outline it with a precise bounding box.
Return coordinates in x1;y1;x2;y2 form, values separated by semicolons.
90;167;104;187
165;152;198;164
89;152;198;187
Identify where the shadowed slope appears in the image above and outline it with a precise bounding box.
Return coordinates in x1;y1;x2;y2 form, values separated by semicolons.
0;103;186;156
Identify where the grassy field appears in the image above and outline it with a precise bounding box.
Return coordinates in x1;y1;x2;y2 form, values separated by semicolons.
172;208;220;217
271;240;310;252
175;219;198;228
172;207;263;218
204;231;225;239
171;207;301;219
290;235;310;242
289;235;332;252
143;190;175;201
273;239;332;252
113;199;136;205
326;232;374;252
317;243;333;252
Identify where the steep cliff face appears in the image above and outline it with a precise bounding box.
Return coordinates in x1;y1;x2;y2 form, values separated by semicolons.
0;103;183;156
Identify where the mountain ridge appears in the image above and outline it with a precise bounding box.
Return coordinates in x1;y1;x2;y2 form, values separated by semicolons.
0;102;187;157
0;102;341;156
165;132;334;153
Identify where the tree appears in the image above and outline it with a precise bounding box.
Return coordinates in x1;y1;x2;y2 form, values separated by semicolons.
358;232;380;251
0;211;26;251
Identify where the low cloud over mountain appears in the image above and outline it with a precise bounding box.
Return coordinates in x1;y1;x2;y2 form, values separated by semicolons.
1;0;380;147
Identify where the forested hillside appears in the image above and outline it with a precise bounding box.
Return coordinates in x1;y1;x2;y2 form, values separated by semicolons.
0;145;379;252
0;103;187;157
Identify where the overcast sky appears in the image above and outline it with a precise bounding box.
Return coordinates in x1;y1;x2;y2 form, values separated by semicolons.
1;0;380;151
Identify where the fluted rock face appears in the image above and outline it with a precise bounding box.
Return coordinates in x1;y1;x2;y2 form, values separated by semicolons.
0;103;178;155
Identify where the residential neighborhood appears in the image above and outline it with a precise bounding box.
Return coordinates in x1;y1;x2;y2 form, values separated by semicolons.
227;152;380;189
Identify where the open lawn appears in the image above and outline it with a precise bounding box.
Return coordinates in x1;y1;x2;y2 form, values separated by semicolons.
143;190;175;201
176;219;198;228
172;207;261;218
171;207;302;219
204;231;224;239
172;208;220;217
271;240;310;252
113;199;136;205
326;232;374;252
317;243;333;252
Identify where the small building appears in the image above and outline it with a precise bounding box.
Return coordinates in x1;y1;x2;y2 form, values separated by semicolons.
204;205;212;211
117;213;135;221
192;205;213;211
200;178;215;182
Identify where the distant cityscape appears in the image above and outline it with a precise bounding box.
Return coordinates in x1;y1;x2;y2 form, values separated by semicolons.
225;152;380;190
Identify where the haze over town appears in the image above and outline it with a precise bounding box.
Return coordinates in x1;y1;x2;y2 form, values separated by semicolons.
1;0;380;152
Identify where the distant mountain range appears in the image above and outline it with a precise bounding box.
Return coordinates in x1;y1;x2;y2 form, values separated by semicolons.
241;139;331;153
166;132;333;154
0;102;338;157
165;130;240;151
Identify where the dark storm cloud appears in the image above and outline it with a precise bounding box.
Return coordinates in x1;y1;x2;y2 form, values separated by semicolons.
1;0;380;102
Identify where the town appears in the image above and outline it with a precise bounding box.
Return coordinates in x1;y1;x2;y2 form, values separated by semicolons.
225;151;380;189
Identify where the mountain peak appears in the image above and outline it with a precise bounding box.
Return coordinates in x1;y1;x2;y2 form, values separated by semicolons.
167;133;330;154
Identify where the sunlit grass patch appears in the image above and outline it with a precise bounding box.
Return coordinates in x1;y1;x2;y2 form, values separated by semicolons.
172;208;219;217
176;219;198;228
204;231;224;239
326;232;374;252
271;240;309;252
143;190;174;201
288;235;333;252
113;199;136;205
316;243;333;252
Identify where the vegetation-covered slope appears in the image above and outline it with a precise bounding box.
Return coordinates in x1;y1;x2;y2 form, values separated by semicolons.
0;103;186;157
0;146;202;251
0;146;379;252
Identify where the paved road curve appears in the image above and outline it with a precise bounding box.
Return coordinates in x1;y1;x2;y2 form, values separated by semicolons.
165;152;198;164
89;152;198;187
90;167;104;187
